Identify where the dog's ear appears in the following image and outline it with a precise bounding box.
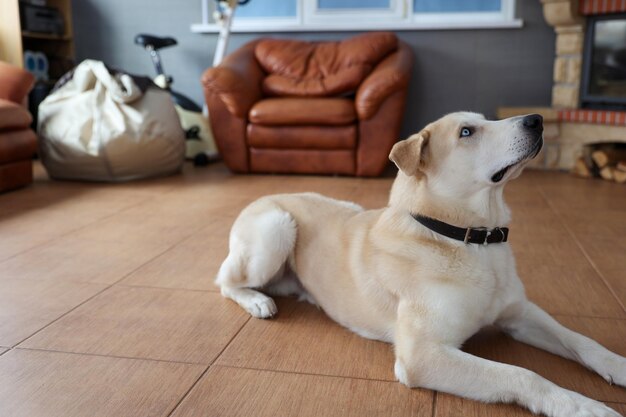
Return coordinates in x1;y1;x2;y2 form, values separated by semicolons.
389;130;430;176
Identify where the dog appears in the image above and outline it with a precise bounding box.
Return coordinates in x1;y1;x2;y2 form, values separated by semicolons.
216;112;626;417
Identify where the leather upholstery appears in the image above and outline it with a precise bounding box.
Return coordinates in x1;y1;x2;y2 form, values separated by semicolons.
0;62;37;193
201;40;264;118
0;129;38;164
249;98;356;126
256;32;397;97
247;125;356;150
250;148;355;175
0;99;33;130
356;42;413;120
0;61;35;103
0;160;33;193
202;32;413;176
357;90;407;176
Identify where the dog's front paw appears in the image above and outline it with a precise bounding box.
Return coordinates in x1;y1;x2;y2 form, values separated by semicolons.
590;351;626;387
548;390;622;417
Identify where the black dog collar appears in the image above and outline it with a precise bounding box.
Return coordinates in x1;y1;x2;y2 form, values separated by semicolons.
412;214;509;245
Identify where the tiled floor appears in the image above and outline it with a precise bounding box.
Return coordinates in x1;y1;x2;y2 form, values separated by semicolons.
0;162;624;417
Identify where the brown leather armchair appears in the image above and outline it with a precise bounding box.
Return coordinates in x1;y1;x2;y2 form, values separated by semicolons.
0;62;37;193
202;32;412;176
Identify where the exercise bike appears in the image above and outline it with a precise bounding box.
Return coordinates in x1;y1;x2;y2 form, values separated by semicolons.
135;34;217;166
134;1;250;166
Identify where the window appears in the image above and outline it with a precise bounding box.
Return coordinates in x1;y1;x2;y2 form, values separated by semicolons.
191;0;521;33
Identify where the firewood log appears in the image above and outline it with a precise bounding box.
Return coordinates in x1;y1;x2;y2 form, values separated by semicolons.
599;166;614;181
572;157;592;178
591;149;626;168
614;169;626;184
617;160;626;172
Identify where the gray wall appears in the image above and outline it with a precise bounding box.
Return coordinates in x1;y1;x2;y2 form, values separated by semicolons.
72;0;555;137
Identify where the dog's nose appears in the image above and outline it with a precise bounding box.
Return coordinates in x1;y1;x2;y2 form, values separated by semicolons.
522;114;543;134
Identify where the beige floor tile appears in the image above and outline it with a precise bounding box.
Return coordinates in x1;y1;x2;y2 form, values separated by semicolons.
611;403;626;415
434;394;626;417
507;206;570;235
511;230;590;268
516;261;624;318
0;184;151;262
574;234;626;308
0;349;204;417
461;317;626;403
0;233;52;262
0;348;7;355
558;209;626;238
0;235;170;285
0;184;148;216
539;175;626;212
21;286;249;364
216;297;395;380
0;278;106;346
119;217;232;291
504;181;547;209
434;393;536;417
171;365;432;417
68;207;199;246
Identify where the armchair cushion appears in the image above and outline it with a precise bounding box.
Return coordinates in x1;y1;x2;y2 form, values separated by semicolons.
256;32;398;97
247;125;356;150
0;129;38;165
249;98;356;126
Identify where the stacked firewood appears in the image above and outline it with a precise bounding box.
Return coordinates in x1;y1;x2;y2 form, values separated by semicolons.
572;144;626;183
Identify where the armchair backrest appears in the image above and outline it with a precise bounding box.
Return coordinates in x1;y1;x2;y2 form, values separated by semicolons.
254;32;398;98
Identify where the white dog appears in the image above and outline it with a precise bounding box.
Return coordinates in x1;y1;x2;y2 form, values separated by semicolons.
217;112;626;417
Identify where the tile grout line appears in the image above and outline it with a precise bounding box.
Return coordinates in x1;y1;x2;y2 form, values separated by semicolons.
551;313;626;321
114;282;221;293
10;241;186;349
165;315;252;417
430;391;438;417
213;363;399;385
537;186;626;314
0;197;156;264
13;346;206;366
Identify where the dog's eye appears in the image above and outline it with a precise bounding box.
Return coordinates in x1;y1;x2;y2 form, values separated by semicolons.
460;127;472;138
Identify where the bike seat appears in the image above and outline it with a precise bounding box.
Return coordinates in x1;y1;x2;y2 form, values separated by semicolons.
134;34;177;50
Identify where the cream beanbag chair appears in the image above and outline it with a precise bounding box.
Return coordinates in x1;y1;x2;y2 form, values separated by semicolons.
38;60;185;181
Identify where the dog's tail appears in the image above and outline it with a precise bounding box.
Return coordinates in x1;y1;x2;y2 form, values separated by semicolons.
216;208;297;289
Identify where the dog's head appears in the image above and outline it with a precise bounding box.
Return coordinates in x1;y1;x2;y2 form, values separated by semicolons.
389;112;543;194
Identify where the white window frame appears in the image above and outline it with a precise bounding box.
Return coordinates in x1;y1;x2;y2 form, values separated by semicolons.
190;0;522;33
303;0;406;27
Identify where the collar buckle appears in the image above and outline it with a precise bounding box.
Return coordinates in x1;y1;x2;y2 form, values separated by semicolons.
464;226;489;244
464;227;498;245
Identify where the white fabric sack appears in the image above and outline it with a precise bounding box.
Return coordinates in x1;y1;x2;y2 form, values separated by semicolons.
38;60;185;181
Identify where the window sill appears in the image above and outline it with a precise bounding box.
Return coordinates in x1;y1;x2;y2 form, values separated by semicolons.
191;18;524;33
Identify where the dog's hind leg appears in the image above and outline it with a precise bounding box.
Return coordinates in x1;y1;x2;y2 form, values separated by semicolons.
216;207;296;319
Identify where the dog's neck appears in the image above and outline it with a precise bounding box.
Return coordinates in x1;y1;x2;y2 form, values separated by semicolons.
388;172;511;228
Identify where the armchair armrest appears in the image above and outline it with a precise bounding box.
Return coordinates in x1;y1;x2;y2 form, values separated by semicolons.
355;42;413;121
0;61;35;104
201;39;265;119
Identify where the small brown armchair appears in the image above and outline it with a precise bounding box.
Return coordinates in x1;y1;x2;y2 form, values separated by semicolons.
202;32;412;176
0;62;37;193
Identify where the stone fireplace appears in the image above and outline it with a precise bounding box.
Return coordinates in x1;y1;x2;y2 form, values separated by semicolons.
499;0;626;170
